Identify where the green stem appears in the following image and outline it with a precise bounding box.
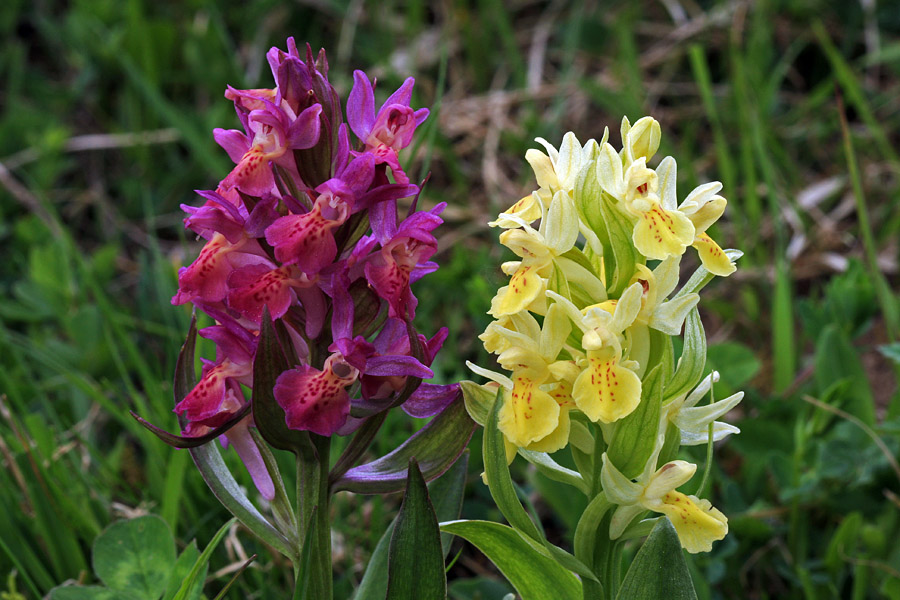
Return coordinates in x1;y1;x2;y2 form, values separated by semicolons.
295;435;333;599
315;435;333;600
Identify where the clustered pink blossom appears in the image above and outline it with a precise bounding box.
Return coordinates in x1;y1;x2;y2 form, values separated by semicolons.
168;39;456;498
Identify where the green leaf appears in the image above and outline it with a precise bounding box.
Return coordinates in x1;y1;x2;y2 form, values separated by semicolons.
879;343;900;365
825;512;862;577
607;365;663;478
599;192;640;297
460;380;494;426
518;450;589;495
482;388;542;540
172;518;235;600
615;518;698;600
92;516;175;600
814;325;876;425
333;398;475;494
664;309;706;403
440;521;581;600
355;453;468;600
385;459;447;600
162;543;202;600
482;388;597;581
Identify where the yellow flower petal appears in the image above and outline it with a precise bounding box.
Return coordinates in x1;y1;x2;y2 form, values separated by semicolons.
498;376;560;447
692;232;736;277
652;492;728;553
489;262;545;316
573;353;642;423
525;407;570;453
633;205;696;260
490;194;543;228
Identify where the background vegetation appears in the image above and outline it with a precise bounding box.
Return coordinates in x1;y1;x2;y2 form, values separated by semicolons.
2;0;899;598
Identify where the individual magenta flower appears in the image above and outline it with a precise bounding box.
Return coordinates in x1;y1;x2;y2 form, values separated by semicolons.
601;450;728;553
364;204;444;319
347;71;429;184
215;99;322;196
274;352;360;436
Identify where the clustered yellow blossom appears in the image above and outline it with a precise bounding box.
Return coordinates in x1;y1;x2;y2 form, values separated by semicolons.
467;117;742;553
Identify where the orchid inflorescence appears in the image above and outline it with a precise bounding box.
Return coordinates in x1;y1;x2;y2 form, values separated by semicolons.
465;117;744;555
138;39;462;506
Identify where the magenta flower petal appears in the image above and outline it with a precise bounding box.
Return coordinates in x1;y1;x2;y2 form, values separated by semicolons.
223;417;276;500
402;383;460;419
347;70;375;140
274;354;358;435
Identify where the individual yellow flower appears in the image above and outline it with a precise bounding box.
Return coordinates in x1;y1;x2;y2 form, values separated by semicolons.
596;143;696;261
467;304;577;452
489;190;606;317
548;283;644;423
656;156;736;277
601;451;728;553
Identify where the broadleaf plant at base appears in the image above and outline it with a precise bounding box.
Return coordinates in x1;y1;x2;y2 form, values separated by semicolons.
463;118;745;597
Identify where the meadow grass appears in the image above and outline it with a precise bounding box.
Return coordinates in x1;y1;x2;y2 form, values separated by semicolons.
1;1;899;598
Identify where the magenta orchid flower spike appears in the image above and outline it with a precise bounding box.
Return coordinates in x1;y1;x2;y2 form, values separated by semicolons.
133;39;474;595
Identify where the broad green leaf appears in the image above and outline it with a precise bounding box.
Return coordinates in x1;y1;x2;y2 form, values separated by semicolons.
664;309;706;404
573;493;611;572
172;519;235;600
333;398;475;494
483;388;542;540
879;343;900;365
355;453;469;600
615;518;698;600
825;512;862;577
92;516;175;600
385;459;447;600
162;542;202;600
482;389;597;581
607;365;663;478
440;521;581;600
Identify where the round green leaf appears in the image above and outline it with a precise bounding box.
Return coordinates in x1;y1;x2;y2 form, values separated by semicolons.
92;515;176;600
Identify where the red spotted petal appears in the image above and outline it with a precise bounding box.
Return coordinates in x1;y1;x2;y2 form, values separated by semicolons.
274;354;358;436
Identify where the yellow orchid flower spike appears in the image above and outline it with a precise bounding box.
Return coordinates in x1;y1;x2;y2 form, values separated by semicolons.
601;451;728;553
548;283;645;424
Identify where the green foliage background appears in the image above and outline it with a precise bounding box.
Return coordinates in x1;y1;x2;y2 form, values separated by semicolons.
1;0;899;598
